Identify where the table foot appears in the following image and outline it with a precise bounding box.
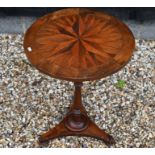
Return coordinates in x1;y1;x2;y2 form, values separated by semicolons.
38;109;115;145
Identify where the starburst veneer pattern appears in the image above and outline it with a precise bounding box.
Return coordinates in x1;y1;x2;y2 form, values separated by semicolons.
24;8;135;81
24;8;135;145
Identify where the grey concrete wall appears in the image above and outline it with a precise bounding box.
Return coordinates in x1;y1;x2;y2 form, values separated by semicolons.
0;16;155;40
1;8;155;22
0;8;155;40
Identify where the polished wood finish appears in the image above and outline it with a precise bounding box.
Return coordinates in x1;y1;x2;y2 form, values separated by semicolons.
24;8;135;145
24;8;135;82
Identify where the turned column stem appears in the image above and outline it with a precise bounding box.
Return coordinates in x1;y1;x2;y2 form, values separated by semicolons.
69;82;86;113
64;82;89;131
72;82;83;108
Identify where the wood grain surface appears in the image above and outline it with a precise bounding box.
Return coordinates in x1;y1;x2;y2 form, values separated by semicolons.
24;8;135;81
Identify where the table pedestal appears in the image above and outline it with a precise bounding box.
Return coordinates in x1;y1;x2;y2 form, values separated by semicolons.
38;82;115;144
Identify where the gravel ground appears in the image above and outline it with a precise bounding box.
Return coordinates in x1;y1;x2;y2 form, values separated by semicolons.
0;34;155;148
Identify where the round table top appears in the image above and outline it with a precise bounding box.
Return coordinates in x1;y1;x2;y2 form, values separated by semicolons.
24;8;135;82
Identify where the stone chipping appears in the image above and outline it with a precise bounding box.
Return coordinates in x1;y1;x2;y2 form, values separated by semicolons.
0;34;155;148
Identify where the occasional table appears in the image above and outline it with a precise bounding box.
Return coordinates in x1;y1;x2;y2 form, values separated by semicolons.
24;8;135;144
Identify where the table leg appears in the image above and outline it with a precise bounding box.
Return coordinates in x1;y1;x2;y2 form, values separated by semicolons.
38;82;115;144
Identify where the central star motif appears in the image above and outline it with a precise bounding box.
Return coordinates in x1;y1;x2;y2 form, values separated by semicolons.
35;13;122;69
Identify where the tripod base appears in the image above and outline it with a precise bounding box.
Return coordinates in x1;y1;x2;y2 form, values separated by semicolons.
38;82;115;145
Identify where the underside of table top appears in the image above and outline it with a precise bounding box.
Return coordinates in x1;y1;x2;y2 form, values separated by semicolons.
24;8;135;82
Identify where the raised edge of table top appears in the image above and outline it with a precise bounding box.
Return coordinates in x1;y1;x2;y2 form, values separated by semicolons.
24;8;135;82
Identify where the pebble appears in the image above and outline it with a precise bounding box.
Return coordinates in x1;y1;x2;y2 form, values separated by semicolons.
152;69;155;84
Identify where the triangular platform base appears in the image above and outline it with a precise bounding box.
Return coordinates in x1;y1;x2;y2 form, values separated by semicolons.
38;82;115;145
